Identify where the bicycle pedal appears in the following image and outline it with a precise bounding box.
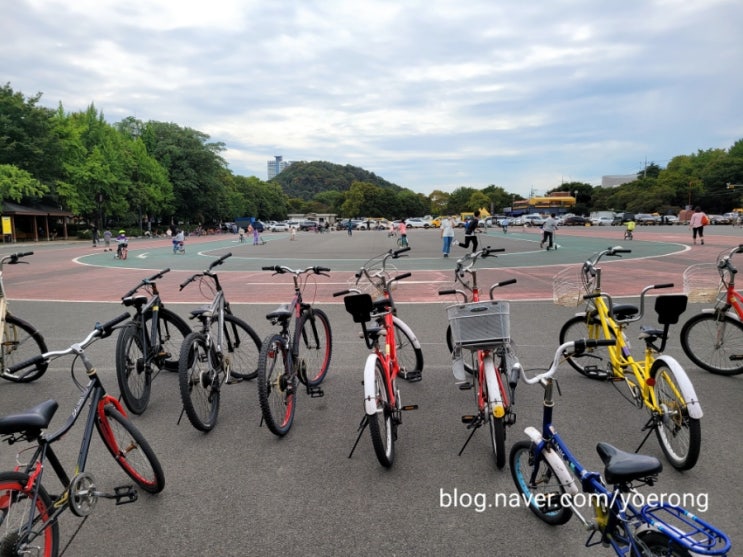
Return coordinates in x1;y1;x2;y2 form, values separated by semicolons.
458;382;473;390
399;370;422;382
401;404;418;411
308;386;324;398
461;415;477;424
111;485;138;505
584;368;610;380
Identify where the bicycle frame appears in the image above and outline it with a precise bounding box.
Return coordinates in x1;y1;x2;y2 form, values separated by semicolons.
514;340;731;556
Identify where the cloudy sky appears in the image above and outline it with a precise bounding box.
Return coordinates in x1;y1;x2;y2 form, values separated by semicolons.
4;0;742;197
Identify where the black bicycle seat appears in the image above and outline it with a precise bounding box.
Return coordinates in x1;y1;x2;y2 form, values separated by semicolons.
0;399;59;435
596;442;662;484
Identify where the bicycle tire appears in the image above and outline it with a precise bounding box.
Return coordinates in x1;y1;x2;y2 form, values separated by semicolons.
257;333;295;436
221;313;262;380
178;331;220;432
484;357;506;469
294;308;332;386
115;322;150;415
650;361;701;471
367;357;395;468
1;314;49;382
509;440;573;525
0;471;59;557
559;314;614;378
635;530;692;556
446;324;474;375
96;404;165;493
680;312;743;376
394;319;424;377
156;308;193;372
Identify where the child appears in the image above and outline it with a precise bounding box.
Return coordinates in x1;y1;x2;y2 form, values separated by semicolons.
115;230;128;259
624;219;636;240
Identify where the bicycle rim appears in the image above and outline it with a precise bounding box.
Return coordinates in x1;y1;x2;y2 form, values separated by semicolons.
1;314;48;383
0;471;59;556
115;322;151;415
681;312;743;375
257;334;295;436
154;308;192;373
96;404;165;493
295;309;332;386
178;332;220;432
221;314;261;380
367;359;395;468
394;319;423;375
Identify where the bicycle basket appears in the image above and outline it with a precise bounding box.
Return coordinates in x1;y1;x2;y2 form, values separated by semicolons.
552;266;583;307
447;301;510;348
348;261;397;298
682;263;721;303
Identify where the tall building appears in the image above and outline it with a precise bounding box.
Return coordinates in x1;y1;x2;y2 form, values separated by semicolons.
267;155;292;180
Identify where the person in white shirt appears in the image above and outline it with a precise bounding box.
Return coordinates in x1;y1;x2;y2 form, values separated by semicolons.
540;214;559;250
440;217;454;257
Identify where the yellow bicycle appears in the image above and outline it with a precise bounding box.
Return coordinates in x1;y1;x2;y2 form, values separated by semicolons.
554;246;702;470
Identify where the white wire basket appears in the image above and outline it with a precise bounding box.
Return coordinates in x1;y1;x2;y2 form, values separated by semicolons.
552;266;583;307
447;301;510;349
682;263;721;303
347;262;397;298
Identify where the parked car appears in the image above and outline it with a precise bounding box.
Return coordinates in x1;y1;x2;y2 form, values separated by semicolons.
590;216;614;226
710;214;731;225
299;220;319;231
269;222;290;232
562;216;591;226
521;214;546;227
404;218;431;228
635;213;660;225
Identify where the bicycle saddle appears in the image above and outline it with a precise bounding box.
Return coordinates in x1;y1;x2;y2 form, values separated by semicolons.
0;399;58;435
266;304;292;321
596;442;662;484
122;295;148;309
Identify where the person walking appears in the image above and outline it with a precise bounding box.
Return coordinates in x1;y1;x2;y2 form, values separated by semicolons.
540;213;559;250
689;206;709;245
440;216;454;257
103;229;112;251
91;225;99;247
347;219;353;236
398;220;408;247
455;210;480;253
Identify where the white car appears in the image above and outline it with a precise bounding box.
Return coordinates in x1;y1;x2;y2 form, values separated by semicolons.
404;218;432;228
269;222;290;232
590;216;614;226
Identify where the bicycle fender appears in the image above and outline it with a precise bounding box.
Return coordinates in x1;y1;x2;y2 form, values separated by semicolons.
363;354;381;415
699;307;740;321
483;356;504;410
653;356;703;419
391;315;422;349
524;426;579;496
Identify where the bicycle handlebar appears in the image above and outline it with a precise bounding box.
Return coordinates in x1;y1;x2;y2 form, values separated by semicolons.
6;312;131;376
262;265;331;276
180;254;233;289
123;268;171;298
208;252;232;270
520;339;617;385
1;252;34;265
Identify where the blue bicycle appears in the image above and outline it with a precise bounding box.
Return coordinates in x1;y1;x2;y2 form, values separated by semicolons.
510;338;731;556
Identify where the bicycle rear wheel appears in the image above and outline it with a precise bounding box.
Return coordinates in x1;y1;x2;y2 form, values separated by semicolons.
680;312;743;375
0;471;59;556
294;308;332;386
1;314;48;382
367;358;395;468
96;404;165;493
509;440;573;525
221;314;261;380
636;530;692;556
178;331;220;432
257;334;295;436
651;362;701;471
559;314;614;378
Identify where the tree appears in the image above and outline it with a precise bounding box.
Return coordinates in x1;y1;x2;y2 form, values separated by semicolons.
0;164;49;203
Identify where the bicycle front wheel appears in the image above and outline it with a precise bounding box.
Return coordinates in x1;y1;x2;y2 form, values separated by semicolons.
294;308;332;386
394;319;423;378
115;321;150;415
221;313;262;380
257;334;295;436
509;440;573;525
178;331;220;432
680;312;743;376
96;404;165;493
559;314;613;378
651;362;701;471
367;358;395;468
1;314;48;382
0;471;59;556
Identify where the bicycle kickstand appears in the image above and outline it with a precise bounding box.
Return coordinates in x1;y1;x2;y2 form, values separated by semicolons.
348;414;369;459
457;414;484;456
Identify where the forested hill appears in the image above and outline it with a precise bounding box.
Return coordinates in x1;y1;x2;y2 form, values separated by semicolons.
270;161;403;200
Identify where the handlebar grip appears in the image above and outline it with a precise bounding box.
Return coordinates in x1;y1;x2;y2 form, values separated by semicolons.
155;267;171;278
496;279;517;287
483;248;505;256
19;251;34;257
98;313;131;336
179;276;196;289
263;265;284;273
438;289;457;296
209;252;232;269
613;249;632;254
394;272;412;281
314;266;331;273
333;290;350;297
394;247;411;257
737;244;743;254
586;339;616;347
7;355;47;375
583;293;600;300
653;283;674;289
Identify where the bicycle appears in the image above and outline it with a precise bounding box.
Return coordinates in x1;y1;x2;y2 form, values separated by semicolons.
0;252;49;383
115;268;193;415
177;253;263;432
256;264;333;437
0;313;165;557
509;338;731;556
114;239;128;260
438;247;520;469
680;244;743;375
334;247;422;467
554;246;702;470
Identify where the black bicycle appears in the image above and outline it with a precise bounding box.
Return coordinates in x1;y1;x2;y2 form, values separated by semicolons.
178;253;263;432
0;314;165;557
115;268;192;414
257;265;333;437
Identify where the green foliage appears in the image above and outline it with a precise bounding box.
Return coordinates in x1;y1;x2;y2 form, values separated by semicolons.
0;164;49;202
